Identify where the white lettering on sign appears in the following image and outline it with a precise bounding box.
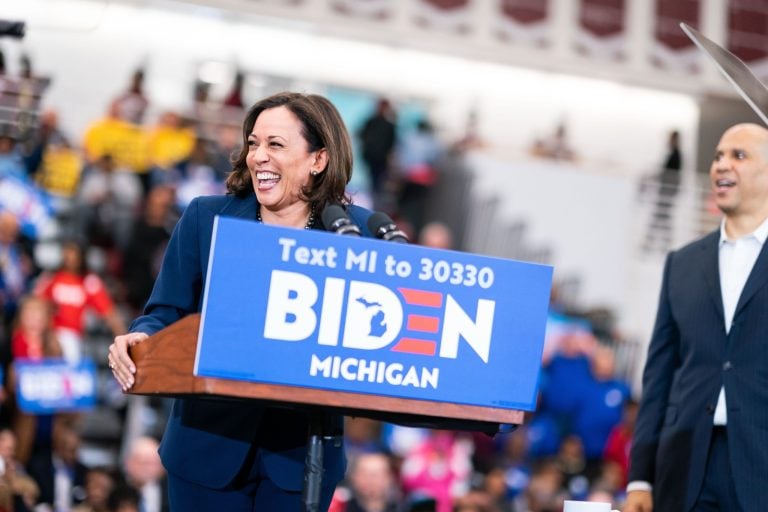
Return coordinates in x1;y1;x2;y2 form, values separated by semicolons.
309;354;439;389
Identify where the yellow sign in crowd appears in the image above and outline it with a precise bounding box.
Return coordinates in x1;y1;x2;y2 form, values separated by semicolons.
38;114;196;198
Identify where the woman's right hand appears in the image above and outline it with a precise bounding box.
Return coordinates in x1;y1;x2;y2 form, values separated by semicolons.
108;332;149;391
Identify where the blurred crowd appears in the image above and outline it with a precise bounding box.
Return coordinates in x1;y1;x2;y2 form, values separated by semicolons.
329;304;635;512
0;58;635;512
0;60;237;512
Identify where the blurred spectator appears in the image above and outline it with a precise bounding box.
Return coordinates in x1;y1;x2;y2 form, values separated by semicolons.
538;320;596;435
555;435;589;500
35;239;125;362
21;109;71;178
540;313;596;366
175;136;231;184
585;488;616;509
660;129;682;176
121;185;176;315
525;410;561;460
571;345;630;476
146;112;196;180
72;467;115;512
0;134;25;180
400;430;473;512
588;461;624;507
27;425;88;511
122;437;167;512
112;69;148;125
382;424;427;462
452;109;486;153
482;468;513;512
218;70;247;131
522;460;567;512
162;118;232;208
344;418;385;460
331;451;402;512
530;123;576;162
0;211;30;331
222;71;245;109
468;430;497;476
9;295;62;464
602;399;638;488
0;427;40;511
453;488;501;512
74;155;142;251
641;130;683;253
579;307;618;348
192;80;211;110
0;168;55;241
191;80;211;115
36;154;85;221
106;485;140;512
19;54;32;80
358;98;396;206
417;222;453;250
174;163;224;210
396;119;443;234
495;429;531;502
190;80;216;142
82;102;149;183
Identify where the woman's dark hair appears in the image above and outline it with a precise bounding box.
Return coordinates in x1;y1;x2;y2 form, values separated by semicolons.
226;91;353;212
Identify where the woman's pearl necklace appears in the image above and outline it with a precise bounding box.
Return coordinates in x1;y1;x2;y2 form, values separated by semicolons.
256;205;316;230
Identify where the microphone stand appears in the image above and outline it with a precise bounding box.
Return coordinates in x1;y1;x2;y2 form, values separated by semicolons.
303;207;406;511
302;408;343;512
302;410;327;512
303;204;357;512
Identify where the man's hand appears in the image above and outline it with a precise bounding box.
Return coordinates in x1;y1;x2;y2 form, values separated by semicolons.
623;490;653;512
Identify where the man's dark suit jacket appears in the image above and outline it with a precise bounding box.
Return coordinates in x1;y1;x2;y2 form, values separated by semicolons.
130;193;374;494
628;229;768;511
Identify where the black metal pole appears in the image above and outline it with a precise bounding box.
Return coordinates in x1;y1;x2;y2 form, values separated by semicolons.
302;413;325;512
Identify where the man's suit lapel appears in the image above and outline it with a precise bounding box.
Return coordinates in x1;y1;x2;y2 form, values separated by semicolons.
734;237;768;319
700;231;725;323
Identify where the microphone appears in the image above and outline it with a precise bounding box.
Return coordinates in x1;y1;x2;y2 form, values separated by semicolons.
321;204;361;236
367;212;409;243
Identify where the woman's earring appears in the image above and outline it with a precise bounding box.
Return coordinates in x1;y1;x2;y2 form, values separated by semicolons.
310;170;318;176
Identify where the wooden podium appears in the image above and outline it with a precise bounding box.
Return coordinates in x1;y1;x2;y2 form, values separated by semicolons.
128;313;524;430
128;313;525;510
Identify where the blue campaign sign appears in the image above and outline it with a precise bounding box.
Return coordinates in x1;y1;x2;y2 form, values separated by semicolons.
15;358;97;413
195;216;553;411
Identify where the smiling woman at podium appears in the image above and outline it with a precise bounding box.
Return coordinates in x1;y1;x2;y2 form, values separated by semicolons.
107;92;375;511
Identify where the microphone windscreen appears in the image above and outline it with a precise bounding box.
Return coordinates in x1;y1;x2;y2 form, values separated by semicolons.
367;211;395;236
321;204;349;231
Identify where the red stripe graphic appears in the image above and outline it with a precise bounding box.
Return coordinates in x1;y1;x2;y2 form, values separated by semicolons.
406;315;440;333
398;288;443;307
391;338;437;356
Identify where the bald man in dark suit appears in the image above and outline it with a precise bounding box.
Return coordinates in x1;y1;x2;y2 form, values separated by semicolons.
625;123;768;512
